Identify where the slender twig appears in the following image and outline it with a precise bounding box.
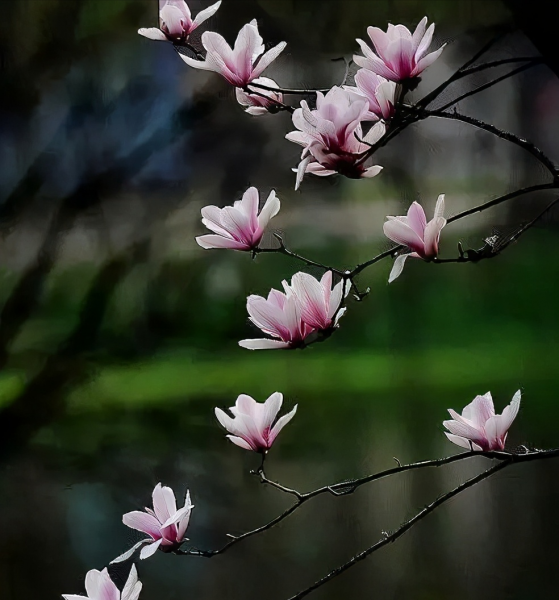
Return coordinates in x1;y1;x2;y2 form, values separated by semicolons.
437;61;544;112
417;109;558;177
175;448;559;559
254;234;345;276
286;461;511;600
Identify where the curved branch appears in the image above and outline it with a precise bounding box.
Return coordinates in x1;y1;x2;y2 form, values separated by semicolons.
286;461;511;600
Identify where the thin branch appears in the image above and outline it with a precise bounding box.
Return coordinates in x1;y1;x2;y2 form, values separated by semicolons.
254;234;346;277
420;109;558;177
174;447;559;560
243;85;295;114
286;461;511;600
436;61;544;112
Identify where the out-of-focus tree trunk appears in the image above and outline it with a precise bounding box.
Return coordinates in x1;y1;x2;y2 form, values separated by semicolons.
506;0;559;77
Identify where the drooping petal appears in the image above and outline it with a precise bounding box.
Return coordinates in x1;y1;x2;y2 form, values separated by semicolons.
140;539;163;559
238;339;291;350
362;165;384;178
138;27;169;41
226;435;256;450
111;540;151;564
388;253;409;283
445;432;483;452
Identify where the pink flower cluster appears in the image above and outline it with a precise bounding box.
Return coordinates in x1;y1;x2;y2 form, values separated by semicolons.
286;87;385;189
239;271;348;350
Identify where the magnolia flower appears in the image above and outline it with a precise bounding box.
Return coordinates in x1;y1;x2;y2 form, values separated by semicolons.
138;0;221;43
354;17;445;82
290;271;347;330
286;86;384;189
383;195;447;282
444;391;521;452
343;69;397;121
215;392;297;452
180;19;286;87
236;77;283;115
239;281;314;350
239;271;346;350
112;483;193;562
196;187;280;251
62;566;142;600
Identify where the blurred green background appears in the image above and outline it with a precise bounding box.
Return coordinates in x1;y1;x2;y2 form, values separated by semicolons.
1;0;559;599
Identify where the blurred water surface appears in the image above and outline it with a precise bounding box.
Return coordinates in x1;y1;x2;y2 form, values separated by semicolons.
1;0;559;598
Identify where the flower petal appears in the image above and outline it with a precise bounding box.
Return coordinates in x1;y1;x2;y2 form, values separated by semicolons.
388;253;409;283
138;27;168;41
140;538;163;559
238;339;291;350
123;511;162;539
191;0;222;29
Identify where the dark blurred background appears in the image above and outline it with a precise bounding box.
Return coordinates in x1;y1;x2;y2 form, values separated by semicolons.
1;0;559;598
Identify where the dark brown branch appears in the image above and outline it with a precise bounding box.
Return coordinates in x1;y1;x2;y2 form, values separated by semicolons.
175;447;559;560
286;461;511;600
419;109;558;177
436;61;544;112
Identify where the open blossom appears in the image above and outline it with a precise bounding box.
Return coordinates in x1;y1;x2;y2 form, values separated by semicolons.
239;281;314;350
196;187;280;251
239;271;346;350
291;271;347;330
62;566;142;600
444;391;521;451
215;392;297;452
286;86;384;189
344;69;397;121
236;77;283;115
383;195;447;282
180;19;286;87
112;483;193;562
354;17;445;82
138;0;221;43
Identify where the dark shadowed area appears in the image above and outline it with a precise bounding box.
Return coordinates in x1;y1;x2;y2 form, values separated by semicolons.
1;0;559;599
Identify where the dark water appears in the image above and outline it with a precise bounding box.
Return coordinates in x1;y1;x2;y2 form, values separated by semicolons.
1;0;559;599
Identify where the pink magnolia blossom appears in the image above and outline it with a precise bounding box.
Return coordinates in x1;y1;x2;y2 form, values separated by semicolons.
62;565;142;600
196;187;280;251
239;271;346;350
138;0;221;43
383;194;447;282
112;483;193;562
215;392;297;452
291;271;347;330
179;19;286;87
285;86;384;189
354;17;445;82
236;77;283;115
444;391;521;452
239;280;314;350
343;69;397;121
